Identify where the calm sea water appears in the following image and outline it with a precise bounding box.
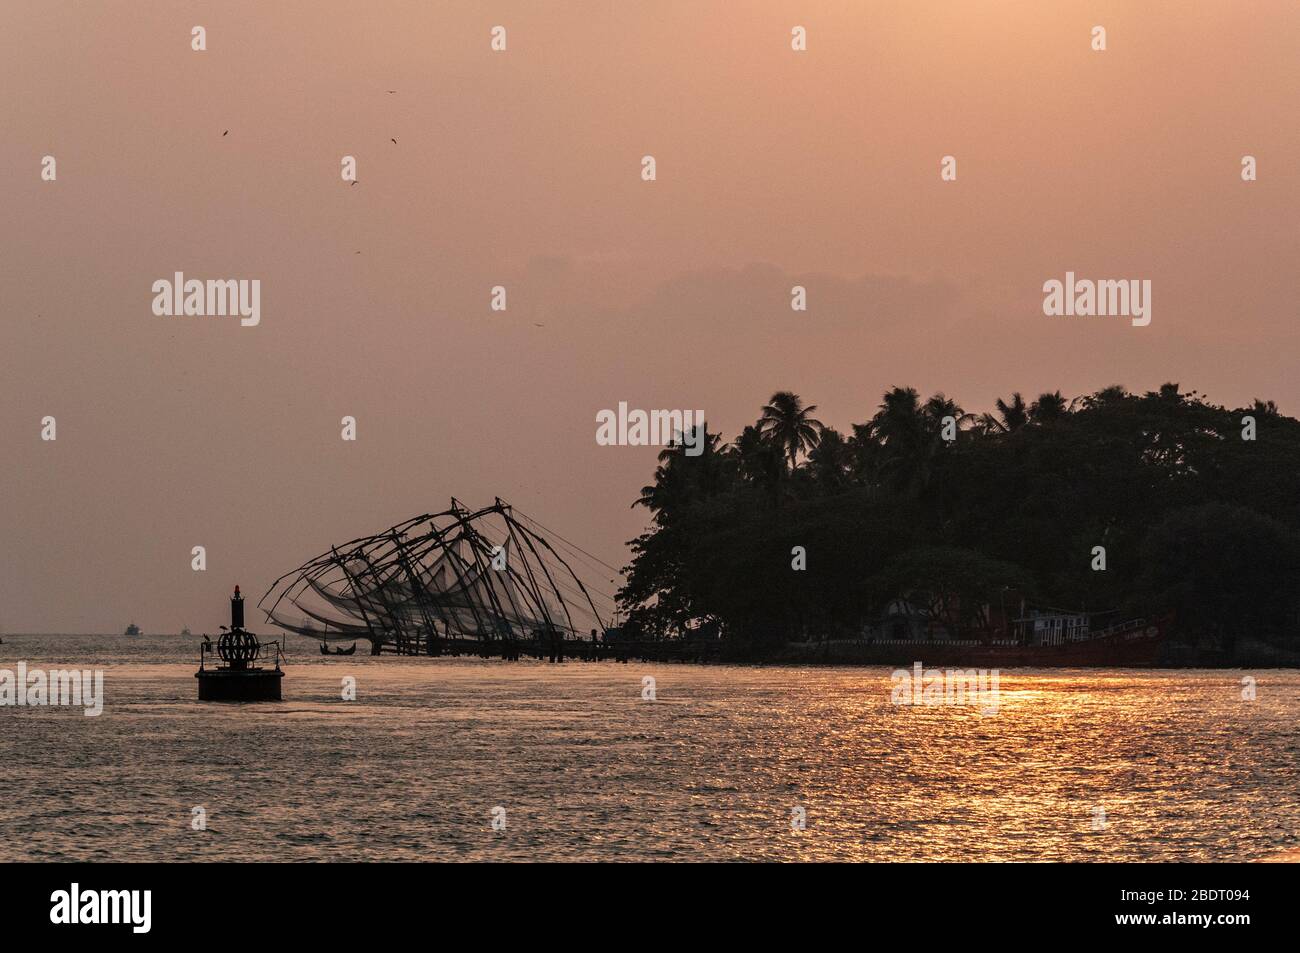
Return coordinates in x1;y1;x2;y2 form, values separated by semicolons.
1;633;1297;862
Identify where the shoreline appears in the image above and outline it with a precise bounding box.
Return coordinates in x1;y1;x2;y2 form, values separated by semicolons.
5;632;1299;670
757;637;1300;669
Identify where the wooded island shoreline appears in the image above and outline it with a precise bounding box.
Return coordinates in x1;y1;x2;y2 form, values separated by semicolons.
615;383;1300;669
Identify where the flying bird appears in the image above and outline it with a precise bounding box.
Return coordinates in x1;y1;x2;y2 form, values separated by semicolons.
391;137;397;144
222;130;228;136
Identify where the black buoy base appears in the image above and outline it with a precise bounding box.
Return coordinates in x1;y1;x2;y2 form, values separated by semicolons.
196;668;284;702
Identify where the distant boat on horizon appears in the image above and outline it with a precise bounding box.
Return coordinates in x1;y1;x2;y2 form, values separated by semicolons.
180;625;192;637
124;623;142;636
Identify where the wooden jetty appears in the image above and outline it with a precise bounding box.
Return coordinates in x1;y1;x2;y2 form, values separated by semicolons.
364;631;723;664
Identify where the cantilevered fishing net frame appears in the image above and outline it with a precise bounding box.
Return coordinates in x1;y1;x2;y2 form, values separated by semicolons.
258;499;613;649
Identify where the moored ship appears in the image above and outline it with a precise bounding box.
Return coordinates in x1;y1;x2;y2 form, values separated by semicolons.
846;602;1173;668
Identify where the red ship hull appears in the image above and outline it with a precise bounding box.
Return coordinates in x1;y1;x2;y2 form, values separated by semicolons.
849;618;1169;668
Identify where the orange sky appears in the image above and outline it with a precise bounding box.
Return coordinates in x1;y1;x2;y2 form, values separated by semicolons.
1;1;1297;630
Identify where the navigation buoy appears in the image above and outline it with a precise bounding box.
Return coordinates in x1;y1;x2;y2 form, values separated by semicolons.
196;586;285;701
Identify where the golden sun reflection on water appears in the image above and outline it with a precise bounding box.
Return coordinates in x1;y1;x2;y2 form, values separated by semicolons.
2;635;1298;862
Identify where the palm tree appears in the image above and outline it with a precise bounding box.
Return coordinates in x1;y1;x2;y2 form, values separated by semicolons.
848;423;881;484
921;392;975;437
632;425;728;522
980;393;1028;433
633;460;685;523
1080;384;1128;409
759;391;823;470
676;424;729;500
731;424;785;498
870;387;932;494
808;427;852;490
1030;391;1067;423
871;386;924;448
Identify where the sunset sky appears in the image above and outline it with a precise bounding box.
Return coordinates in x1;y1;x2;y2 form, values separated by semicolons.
1;1;1297;631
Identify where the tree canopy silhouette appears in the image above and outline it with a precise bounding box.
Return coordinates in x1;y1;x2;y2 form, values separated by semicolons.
618;383;1300;660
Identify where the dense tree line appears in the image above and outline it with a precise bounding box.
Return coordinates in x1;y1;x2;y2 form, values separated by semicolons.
617;383;1300;657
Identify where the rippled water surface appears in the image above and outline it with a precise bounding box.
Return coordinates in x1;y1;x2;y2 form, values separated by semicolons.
2;634;1297;861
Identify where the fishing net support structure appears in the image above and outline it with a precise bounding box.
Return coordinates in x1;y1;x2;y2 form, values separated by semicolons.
259;499;615;658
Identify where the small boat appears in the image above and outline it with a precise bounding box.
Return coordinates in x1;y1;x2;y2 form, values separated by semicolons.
180;625;192;637
319;642;357;656
124;623;142;636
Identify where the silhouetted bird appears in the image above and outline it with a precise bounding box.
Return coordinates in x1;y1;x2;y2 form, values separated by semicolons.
391;138;397;144
222;130;228;136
